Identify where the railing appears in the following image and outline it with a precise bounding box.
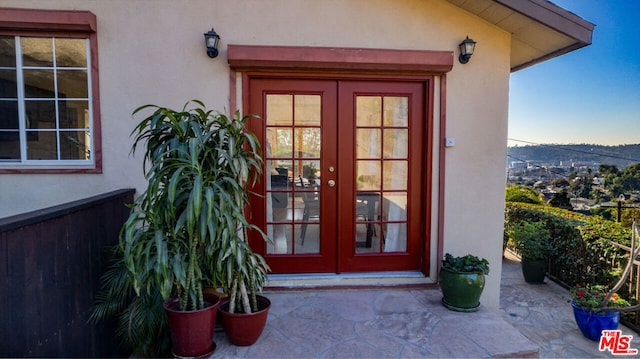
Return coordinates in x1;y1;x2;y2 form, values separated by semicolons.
547;242;640;333
0;189;135;357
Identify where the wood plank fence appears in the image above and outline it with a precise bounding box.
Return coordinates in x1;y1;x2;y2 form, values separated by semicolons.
0;189;135;357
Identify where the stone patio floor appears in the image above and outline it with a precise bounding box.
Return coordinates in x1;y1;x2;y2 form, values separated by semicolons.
210;254;640;358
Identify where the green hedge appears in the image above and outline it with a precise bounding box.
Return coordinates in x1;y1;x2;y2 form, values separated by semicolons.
504;202;633;293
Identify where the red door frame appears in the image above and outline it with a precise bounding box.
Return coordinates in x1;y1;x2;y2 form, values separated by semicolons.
229;44;453;276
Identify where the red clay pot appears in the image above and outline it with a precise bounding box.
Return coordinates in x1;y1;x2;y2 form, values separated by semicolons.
163;294;220;358
219;295;271;346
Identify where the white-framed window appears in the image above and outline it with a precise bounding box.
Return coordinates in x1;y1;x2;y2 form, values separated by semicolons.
0;35;93;165
0;8;101;173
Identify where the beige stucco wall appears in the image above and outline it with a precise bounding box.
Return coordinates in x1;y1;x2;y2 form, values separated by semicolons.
0;0;510;310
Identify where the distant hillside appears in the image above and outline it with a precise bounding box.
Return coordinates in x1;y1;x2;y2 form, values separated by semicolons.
507;144;640;169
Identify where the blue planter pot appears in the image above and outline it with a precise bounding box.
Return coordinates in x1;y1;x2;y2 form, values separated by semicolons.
571;301;620;341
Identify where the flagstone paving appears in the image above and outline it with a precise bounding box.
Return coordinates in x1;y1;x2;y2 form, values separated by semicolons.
210;254;639;358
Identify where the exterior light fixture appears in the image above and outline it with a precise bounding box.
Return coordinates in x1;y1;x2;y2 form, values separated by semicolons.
204;28;221;58
458;36;476;64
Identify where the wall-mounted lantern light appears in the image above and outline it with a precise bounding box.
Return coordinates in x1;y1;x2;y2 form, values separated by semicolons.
204;28;221;58
458;36;476;64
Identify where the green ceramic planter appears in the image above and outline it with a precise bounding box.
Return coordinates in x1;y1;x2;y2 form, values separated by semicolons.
439;267;485;312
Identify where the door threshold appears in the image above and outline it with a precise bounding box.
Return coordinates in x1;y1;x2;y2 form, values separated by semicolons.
266;271;436;290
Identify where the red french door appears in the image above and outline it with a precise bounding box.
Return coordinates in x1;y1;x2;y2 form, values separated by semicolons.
248;78;425;273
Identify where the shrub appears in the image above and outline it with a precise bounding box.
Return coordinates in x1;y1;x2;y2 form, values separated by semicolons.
505;185;544;205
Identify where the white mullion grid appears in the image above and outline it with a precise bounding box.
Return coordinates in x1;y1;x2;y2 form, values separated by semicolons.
85;38;93;162
15;36;27;164
52;37;61;161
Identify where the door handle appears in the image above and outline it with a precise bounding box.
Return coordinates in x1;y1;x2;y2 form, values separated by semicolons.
327;179;336;188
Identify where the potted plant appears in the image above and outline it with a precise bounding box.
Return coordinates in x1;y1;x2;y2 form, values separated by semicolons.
569;284;629;341
119;101;266;357
569;220;640;341
507;219;552;283
439;253;490;312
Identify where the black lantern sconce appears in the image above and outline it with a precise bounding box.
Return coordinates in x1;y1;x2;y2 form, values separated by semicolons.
204;28;221;58
458;36;476;64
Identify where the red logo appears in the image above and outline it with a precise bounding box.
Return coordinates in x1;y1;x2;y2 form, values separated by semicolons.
599;330;638;355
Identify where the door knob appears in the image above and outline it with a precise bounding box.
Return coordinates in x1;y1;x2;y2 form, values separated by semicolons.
327;179;336;187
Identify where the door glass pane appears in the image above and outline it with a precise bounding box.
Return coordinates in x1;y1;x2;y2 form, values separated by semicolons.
356;96;381;126
267;128;292;157
383;161;407;190
266;94;292;126
266;93;321;255
383;97;409;127
355;95;410;254
295;128;321;158
383;129;408;158
294;95;320;126
356;160;381;191
356;128;380;158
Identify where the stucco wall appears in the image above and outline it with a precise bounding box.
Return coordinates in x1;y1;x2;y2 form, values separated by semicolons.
0;0;510;309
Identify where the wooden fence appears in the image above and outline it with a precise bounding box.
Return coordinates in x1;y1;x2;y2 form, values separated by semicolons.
0;189;135;357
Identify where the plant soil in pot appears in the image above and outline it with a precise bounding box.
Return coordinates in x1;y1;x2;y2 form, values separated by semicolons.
219;295;271;346
163;295;220;358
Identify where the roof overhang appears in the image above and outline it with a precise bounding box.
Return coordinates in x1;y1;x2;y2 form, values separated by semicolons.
446;0;595;72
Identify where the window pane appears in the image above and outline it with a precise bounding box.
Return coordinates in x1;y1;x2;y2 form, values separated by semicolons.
26;131;57;160
59;100;89;128
383;223;407;252
356;128;380;159
383;97;409;127
60;130;90;160
295;223;319;254
23;69;55;98
356;96;381;126
55;38;87;67
383;160;407;190
267;224;293;254
0;101;19;129
0;131;20;160
266;94;292;126
22;37;53;67
267;128;292;157
0;70;17;98
383;129;408;158
382;194;407;221
0;36;16;67
356;160;381;190
57;70;88;98
294;128;320;158
25;101;56;129
294;95;320;126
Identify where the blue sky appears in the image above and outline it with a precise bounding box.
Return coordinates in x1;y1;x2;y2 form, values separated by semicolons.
508;1;640;146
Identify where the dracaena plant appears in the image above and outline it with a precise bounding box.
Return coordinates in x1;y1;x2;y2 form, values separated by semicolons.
121;100;269;312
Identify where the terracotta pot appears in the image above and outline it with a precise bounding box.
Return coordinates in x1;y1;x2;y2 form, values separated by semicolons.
163;294;220;358
219;295;271;346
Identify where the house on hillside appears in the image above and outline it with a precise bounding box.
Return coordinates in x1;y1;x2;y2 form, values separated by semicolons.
0;0;594;311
